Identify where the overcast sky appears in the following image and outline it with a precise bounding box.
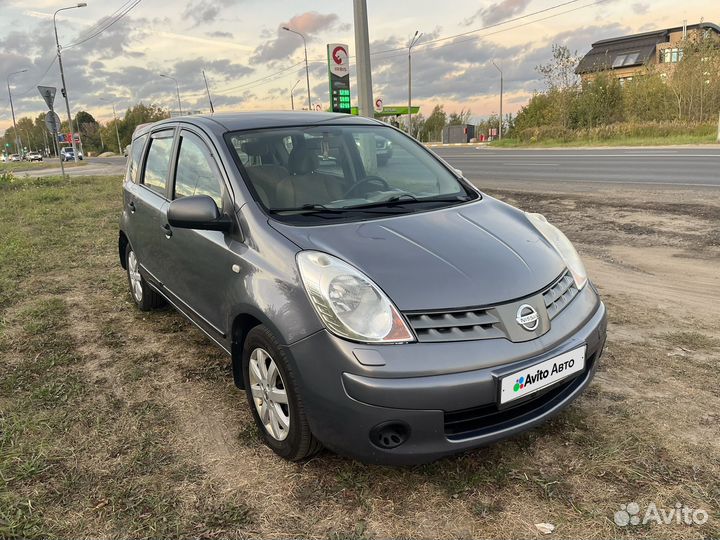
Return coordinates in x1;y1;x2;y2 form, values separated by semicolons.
0;0;713;130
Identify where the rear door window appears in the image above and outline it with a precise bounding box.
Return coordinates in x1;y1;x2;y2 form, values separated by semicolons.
142;130;175;196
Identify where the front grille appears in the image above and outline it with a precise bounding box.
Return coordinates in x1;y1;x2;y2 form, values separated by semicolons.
443;354;595;440
405;310;505;343
404;269;578;343
543;270;578;319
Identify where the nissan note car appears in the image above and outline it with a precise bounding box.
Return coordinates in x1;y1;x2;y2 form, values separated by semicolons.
119;112;606;465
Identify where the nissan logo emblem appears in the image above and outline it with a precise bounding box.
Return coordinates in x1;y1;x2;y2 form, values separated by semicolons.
516;304;539;331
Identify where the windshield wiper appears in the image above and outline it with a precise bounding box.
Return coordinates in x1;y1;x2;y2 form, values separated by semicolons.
268;203;399;215
345;194;472;210
269;204;345;215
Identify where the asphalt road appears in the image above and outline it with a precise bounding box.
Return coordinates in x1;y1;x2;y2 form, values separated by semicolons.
432;146;720;191
18;147;720;193
20;156;128;178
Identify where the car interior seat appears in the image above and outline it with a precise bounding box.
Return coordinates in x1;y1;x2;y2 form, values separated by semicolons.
275;144;350;208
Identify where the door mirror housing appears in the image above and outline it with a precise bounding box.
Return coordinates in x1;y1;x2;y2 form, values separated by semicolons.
167;195;232;232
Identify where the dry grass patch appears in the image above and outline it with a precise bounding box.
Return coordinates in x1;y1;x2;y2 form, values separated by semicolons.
1;175;719;539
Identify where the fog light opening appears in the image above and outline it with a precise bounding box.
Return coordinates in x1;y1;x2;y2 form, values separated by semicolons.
369;421;410;450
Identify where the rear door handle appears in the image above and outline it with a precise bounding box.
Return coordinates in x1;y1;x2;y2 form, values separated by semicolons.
162;224;173;238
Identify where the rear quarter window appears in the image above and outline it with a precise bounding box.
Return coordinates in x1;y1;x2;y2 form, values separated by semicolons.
126;134;148;184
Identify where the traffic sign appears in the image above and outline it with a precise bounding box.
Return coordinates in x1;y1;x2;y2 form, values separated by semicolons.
37;86;57;109
45;111;61;134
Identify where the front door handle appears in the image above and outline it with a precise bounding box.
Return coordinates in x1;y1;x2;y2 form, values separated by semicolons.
128;200;136;213
162;224;173;238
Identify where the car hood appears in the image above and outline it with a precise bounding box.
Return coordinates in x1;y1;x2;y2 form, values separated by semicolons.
269;196;567;311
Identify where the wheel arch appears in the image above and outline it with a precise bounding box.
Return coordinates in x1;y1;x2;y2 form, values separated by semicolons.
118;230;130;269
230;312;264;389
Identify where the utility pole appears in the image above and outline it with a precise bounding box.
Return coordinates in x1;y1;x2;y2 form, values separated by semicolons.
290;79;301;110
717;111;720;143
7;69;28;155
202;70;214;114
54;3;86;164
353;0;374;119
282;27;311;110
99;97;122;153
408;31;422;137
492;61;503;140
160;74;182;115
492;60;503;140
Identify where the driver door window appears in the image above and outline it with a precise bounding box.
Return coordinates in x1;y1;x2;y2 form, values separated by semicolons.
174;131;224;209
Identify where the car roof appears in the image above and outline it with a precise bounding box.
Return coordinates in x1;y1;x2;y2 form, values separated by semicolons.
133;111;383;138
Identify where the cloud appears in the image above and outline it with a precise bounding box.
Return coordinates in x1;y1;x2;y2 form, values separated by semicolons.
463;0;532;26
631;2;649;15
65;15;149;59
182;0;243;27
206;30;234;39
250;11;349;63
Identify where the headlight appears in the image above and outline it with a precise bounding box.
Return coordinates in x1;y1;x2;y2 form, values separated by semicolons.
526;213;587;290
297;251;415;343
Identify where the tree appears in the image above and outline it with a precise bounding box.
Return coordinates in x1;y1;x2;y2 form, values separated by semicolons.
447;108;472;125
572;72;624;128
421;104;447;142
666;33;720;121
536;44;580;91
76;110;102;153
536;44;581;129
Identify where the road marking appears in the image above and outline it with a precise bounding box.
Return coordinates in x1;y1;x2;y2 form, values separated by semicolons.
501;162;559;166
473;178;720;188
439;153;720;158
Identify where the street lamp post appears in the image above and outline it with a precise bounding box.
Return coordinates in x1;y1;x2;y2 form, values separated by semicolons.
290;79;301;110
492;61;503;140
7;68;28;155
54;3;86;164
407;31;423;137
160;74;183;115
282;26;311;111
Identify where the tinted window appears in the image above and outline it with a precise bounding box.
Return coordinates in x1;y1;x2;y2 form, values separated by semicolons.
143;132;174;195
174;133;224;208
127;133;148;184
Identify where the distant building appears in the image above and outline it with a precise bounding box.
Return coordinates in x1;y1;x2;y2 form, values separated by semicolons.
575;22;720;84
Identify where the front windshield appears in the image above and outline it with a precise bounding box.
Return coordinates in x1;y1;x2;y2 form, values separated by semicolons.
226;124;477;222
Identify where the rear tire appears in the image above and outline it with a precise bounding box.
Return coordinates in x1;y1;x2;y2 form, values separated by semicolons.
125;244;164;311
242;325;322;461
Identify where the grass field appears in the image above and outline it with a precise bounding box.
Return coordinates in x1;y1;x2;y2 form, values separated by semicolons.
1;160;87;173
1;174;718;539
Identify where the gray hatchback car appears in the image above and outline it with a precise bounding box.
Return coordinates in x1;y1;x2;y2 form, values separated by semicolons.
119;112;606;465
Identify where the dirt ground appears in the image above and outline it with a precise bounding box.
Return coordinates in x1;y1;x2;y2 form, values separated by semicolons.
1;175;718;539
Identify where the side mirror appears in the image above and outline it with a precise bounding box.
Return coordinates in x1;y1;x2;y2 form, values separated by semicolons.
167;195;232;232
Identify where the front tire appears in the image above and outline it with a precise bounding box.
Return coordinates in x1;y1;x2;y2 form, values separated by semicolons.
125;244;164;311
242;325;322;461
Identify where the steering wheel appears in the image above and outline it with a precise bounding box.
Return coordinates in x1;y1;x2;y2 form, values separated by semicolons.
342;176;390;199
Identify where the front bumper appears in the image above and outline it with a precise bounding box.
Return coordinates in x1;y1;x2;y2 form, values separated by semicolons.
284;285;607;465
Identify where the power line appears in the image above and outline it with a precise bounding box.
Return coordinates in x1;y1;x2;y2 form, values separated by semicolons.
66;0;137;47
65;0;143;49
200;0;603;102
15;56;58;97
327;0;611;66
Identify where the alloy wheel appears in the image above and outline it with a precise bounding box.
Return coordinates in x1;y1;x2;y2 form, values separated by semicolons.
248;347;290;441
127;250;143;303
